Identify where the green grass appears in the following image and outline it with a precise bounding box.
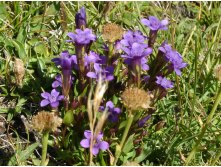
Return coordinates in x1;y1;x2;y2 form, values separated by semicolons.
0;1;221;166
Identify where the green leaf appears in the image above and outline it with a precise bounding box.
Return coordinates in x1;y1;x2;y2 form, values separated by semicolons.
15;98;27;113
19;142;40;162
37;57;46;73
134;145;152;163
122;134;134;154
11;40;26;59
8;142;39;165
34;42;49;57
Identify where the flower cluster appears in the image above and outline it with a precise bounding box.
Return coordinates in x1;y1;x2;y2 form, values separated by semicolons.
120;31;152;71
38;6;188;164
159;42;187;76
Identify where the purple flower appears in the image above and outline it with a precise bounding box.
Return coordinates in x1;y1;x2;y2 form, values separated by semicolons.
80;130;109;156
138;114;151;127
100;101;121;122
121;42;152;70
75;7;87;29
156;76;174;89
40;89;64;108
159;41;173;54
52;51;76;70
67;28;96;45
159;42;187;75
52;75;74;88
52;75;62;88
141;16;169;31
120;30;146;49
84;51;101;67
87;63;114;81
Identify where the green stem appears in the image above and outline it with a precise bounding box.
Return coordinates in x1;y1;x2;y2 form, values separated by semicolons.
113;113;134;166
108;42;114;65
185;86;221;165
210;149;221;165
41;131;49;166
99;151;106;166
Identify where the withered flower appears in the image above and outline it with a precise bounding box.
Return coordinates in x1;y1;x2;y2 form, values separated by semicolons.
102;23;124;43
214;64;221;82
32;111;62;133
121;87;153;111
14;58;25;86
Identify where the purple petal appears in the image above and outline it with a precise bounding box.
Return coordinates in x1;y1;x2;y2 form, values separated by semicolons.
67;32;76;40
84;130;92;139
41;92;50;99
114;108;121;114
141;18;150;27
57;95;64;101
51;89;59;97
106;75;114;81
80;139;90;148
50;101;59;108
99;141;109;151
40;99;50;107
96;132;103;140
141;64;149;71
106;101;114;109
52;81;61;88
92;146;99;156
87;72;97;79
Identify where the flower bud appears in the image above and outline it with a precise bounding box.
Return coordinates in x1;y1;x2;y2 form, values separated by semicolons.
63;110;74;126
75;7;87;29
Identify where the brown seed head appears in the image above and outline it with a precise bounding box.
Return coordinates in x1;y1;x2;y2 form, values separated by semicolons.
121;87;153;111
14;58;25;86
214;64;221;82
32;111;62;133
102;23;124;43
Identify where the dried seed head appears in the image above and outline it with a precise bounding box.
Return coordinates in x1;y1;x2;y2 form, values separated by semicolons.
31;111;62;133
214;64;221;82
121;87;153;111
102;23;124;43
14;58;25;86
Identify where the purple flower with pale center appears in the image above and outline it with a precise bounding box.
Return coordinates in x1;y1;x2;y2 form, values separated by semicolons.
141;16;169;31
52;75;74;88
159;42;187;75
121;42;152;70
67;28;96;45
120;30;146;49
84;51;101;67
100;101;121;122
52;51;76;71
40;89;64;108
87;63;114;81
156;76;174;89
75;7;86;29
80;130;109;156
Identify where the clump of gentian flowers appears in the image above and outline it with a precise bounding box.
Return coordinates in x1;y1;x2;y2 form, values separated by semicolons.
36;6;187;166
